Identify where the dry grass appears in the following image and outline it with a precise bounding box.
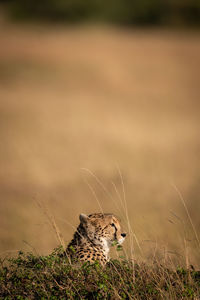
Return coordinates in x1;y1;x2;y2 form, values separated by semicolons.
0;22;200;267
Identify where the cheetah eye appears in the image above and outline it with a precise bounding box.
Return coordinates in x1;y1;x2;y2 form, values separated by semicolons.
111;223;115;227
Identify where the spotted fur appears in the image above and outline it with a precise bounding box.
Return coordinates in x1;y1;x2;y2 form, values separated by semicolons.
66;213;126;266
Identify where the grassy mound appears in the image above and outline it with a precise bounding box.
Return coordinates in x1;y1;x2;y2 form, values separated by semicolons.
0;247;200;299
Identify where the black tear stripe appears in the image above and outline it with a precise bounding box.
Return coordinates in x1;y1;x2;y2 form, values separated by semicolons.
101;223;117;240
112;223;117;240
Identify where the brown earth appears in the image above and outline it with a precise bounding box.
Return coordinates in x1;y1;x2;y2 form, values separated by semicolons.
0;23;200;266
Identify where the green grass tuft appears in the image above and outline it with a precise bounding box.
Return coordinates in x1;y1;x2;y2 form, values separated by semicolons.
0;247;200;299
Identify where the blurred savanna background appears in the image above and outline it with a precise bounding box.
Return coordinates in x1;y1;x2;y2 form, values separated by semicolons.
0;0;200;267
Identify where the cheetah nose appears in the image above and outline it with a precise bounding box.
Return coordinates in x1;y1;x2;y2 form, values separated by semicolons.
121;233;126;238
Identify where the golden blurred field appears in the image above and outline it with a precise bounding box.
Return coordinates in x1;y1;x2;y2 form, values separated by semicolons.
0;23;200;266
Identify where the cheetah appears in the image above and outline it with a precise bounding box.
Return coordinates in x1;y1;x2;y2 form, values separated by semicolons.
66;213;126;266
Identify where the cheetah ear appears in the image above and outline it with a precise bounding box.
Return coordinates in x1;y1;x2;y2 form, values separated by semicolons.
79;213;88;224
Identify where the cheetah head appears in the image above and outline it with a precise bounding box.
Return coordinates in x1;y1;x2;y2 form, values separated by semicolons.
79;213;126;250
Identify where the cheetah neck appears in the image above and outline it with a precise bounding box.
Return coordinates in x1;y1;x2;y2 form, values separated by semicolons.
98;237;110;257
68;228;111;259
82;235;110;258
